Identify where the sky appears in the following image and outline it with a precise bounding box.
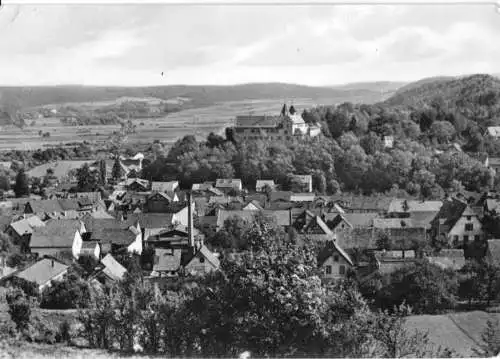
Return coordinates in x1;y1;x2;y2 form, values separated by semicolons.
0;3;499;86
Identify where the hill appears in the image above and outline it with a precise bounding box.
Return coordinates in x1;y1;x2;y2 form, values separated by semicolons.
0;83;391;112
384;74;500;114
331;81;407;94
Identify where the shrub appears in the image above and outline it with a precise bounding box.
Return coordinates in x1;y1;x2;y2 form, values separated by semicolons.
57;320;71;343
40;272;91;309
6;288;31;331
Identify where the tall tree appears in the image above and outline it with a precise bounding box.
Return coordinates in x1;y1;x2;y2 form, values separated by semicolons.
13;168;29;198
98;159;107;186
111;156;124;182
76;163;98;192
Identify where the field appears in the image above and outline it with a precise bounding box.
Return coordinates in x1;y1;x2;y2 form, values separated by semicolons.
0;98;325;151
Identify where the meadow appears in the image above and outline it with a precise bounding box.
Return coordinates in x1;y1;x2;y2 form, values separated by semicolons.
0;98;325;151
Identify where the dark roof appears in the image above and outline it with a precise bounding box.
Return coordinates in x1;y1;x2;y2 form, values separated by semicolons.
317;241;353;267
270;191;292;202
90;227;137;246
328;213;378;229
432;198;468;229
30;219;82;248
125;213;176;230
14;258;69;287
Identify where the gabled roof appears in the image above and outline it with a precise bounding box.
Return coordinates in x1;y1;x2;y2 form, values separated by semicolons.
255;180;275;189
432;198;468;230
30;219;83;248
243;200;264;211
153;248;182;272
388;199;443;213
125;213;176;229
290;193;315;202
14;258;69;287
487;126;500;137
215;178;242;189
373;218;424;229
329;213;378;229
317;241;353;267
148;191;174;202
90;227;137;246
197;245;220;269
151;181;178;193
9;216;45;236
270;191;292;202
101;254;127;281
209;196;244;205
303;216;333;235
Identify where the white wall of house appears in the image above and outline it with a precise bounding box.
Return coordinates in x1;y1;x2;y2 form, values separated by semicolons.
185;256;216;275
127;232;143;255
39;270;68;293
321;254;351;280
448;215;483;245
72;230;83;259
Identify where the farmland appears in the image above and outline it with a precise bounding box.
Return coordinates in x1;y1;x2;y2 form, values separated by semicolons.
0;98;324;151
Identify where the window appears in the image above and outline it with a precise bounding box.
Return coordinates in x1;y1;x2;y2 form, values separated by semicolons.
339;265;346;275
474;235;480;242
199;257;205;263
453;235;459;243
325;265;332;274
466;216;471;220
465;223;473;231
154;255;159;265
463;235;469;244
334;255;339;262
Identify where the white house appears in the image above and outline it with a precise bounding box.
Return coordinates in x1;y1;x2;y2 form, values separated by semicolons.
318;241;354;280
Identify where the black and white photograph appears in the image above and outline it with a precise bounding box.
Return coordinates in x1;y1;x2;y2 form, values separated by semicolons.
0;1;500;357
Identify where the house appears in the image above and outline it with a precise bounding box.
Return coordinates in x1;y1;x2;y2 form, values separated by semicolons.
215;179;243;193
299;215;335;242
242;200;263;211
486;239;500;266
30;219;86;258
290;193;316;202
431;198;484;248
184;245;220;276
5;215;45;252
233;106;319;142
373;251;417;275
327;213;380;250
289;175;313;193
12;257;69;293
331;194;393;214
146;192;179;213
327;213;379;232
126;178;150;192
24;199;80;218
255;180;276;193
87;222;142;255
151;181;179;193
487;126;500;139
269;191;292;203
383;135;394;148
372;218;427;249
488;157;500;175
74;241;101;260
388;199;443;217
427;249;465;270
152;248;182;276
317;241;354;280
99;254;127;282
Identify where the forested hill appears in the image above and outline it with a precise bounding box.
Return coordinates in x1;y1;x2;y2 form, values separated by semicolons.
384;74;500;114
0;83;390;110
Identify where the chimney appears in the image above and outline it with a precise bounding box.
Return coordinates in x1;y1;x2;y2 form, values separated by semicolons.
187;191;195;250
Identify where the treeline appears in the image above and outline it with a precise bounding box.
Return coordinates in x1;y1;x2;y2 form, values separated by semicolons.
142;127;494;198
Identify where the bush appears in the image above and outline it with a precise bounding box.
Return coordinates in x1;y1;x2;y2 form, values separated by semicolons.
40;272;91;309
6;288;31;331
57;320;71;343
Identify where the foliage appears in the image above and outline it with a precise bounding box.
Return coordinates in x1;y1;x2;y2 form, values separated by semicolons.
76;163;99;192
6;288;31;331
473;318;500;357
40;271;91;309
369;259;459;314
111;156;124;182
371;304;454;358
14;168;29;198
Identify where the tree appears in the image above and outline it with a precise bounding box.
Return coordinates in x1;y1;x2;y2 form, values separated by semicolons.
374;259;459;314
112;156;124;182
372;304;454;358
98;159;107;186
474;319;500;357
0;174;10;191
6;288;31;331
430;121;456;144
14;168;29;198
76;163;98;192
40;271;91;309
